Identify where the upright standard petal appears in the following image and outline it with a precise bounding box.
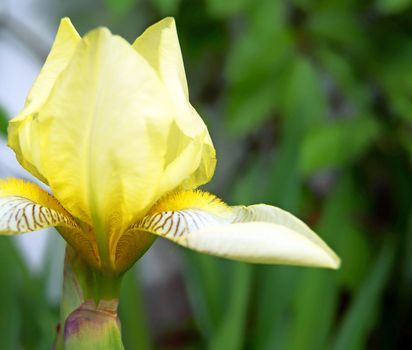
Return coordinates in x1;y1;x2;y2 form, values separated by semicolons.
133;18;216;191
133;17;189;105
123;191;340;269
8;18;81;183
39;28;171;264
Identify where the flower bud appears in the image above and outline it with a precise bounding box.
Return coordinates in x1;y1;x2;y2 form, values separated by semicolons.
64;299;123;350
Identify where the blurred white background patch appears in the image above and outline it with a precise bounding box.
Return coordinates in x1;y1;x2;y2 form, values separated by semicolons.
0;0;54;272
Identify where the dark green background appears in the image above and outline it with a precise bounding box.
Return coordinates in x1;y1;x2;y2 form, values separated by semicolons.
1;0;412;348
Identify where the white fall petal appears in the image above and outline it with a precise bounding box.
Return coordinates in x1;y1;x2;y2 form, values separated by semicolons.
127;202;340;269
0;179;100;269
0;195;78;234
182;222;338;268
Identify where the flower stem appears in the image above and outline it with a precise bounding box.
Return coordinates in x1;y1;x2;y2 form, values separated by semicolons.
55;246;125;349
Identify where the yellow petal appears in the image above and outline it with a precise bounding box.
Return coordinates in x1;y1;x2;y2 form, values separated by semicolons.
39;27;175;265
0;178;100;268
8;19;217;267
8;22;209;266
8;18;80;183
133;17;216;191
126;190;340;269
133;17;189;104
112;230;156;274
25;18;81;108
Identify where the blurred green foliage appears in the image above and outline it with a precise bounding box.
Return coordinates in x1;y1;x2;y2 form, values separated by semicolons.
0;106;8;136
1;0;412;348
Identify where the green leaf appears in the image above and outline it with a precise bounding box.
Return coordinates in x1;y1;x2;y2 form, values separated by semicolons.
400;214;412;293
182;252;226;337
376;0;412;14
0;238;24;349
0;238;57;349
20;276;59;350
285;176;355;350
152;0;182;16
308;9;367;54
0;106;8;136
250;110;304;350
316;48;370;110
300;116;380;175
209;263;252;350
224;0;292;135
225;27;289;87
251;266;301;350
226;79;277;135
119;268;151;350
338;226;371;291
372;37;412;122
206;0;250;17
279;56;327;127
231;154;272;204
105;0;135;16
265;106;304;209
332;241;395;350
287;270;338;350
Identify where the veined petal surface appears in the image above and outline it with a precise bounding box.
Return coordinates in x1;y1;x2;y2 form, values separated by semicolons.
0;179;78;234
0;179;99;267
114;190;231;272
124;191;340;269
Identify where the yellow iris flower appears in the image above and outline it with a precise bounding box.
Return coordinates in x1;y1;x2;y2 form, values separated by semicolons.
0;18;340;283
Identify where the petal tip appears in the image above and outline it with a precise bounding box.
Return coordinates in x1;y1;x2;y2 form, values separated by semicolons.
319;248;341;269
313;242;341;269
159;16;176;27
331;255;342;269
59;17;80;37
60;17;72;25
82;26;114;46
142;17;177;38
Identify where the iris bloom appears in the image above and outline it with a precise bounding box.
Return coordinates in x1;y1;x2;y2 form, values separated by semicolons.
0;18;339;305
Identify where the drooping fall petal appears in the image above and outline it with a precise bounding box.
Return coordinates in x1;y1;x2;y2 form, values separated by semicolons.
232;204;338;262
180;222;339;268
0;178;100;268
0;178;78;233
123;190;340;269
